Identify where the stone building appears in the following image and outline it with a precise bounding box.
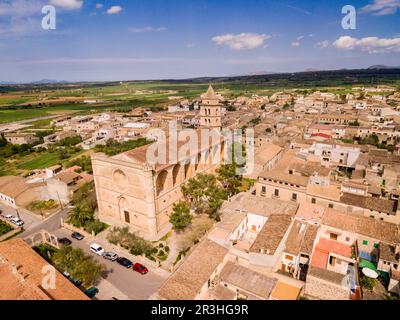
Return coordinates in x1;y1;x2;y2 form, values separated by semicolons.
92;86;225;239
200;85;222;129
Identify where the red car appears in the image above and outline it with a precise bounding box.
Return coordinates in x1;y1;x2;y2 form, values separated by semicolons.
132;263;148;275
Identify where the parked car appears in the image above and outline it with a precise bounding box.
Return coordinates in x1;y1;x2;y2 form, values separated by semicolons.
58;238;72;246
132;263;148;275
102;252;118;261
90;243;105;256
10;217;24;226
70;278;83;287
71;232;84;240
4;214;14;221
116;257;133;268
84;287;99;299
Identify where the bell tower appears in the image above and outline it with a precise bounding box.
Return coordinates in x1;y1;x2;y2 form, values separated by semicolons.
200;85;221;130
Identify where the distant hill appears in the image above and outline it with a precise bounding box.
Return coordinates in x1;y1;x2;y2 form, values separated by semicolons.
168;68;400;88
368;65;399;70
28;79;69;84
228;71;277;77
1;67;400;91
0;81;17;85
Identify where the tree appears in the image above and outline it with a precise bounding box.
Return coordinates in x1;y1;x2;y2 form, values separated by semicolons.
217;164;242;197
170;201;192;231
107;226;134;249
85;219;107;235
52;246;105;287
71;181;97;209
0;134;8;148
58;149;70;160
181;173;217;214
68;204;94;228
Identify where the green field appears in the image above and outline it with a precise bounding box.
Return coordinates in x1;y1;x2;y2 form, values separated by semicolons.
16;151;62;170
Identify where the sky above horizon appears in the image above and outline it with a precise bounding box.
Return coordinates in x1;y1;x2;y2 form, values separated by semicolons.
0;0;400;82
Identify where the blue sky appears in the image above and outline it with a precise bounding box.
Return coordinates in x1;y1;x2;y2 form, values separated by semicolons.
0;0;399;82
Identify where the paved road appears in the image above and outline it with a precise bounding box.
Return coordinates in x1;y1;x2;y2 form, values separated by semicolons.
1;202;167;300
20;207;72;237
54;228;168;300
0;203;42;231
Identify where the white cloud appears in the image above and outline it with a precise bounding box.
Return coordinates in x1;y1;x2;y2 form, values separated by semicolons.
95;3;103;9
50;0;83;10
129;26;167;33
316;40;330;48
291;41;301;47
107;5;122;14
296;35;304;41
333;36;400;53
361;0;400;15
212;33;271;50
308;33;315;38
0;0;44;17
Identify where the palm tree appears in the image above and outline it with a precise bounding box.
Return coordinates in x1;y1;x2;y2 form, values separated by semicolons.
68;204;94;228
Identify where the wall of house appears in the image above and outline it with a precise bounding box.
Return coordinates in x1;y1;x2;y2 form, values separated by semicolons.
316;225;357;247
281;252;299;275
247;213;267;233
357;235;379;262
256;180;307;203
43;179;70;204
0;192;16;208
326;254;352;275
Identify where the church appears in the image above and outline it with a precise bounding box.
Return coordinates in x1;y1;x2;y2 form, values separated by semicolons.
91;85;226;239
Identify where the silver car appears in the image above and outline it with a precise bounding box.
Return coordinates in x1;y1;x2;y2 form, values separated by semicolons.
102;252;119;261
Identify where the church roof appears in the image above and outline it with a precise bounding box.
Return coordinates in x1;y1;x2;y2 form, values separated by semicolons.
204;85;218;100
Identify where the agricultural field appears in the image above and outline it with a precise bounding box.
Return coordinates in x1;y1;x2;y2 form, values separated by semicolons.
1;68;400;124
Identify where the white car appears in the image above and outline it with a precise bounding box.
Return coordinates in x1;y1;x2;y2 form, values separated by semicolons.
11;218;24;226
4;214;14;220
90;243;105;256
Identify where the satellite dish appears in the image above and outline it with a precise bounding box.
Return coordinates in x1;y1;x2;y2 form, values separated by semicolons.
362;267;379;279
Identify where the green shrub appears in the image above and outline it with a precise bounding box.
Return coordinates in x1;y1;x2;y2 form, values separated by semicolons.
85;219;108;235
360;275;377;291
0;220;13;236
